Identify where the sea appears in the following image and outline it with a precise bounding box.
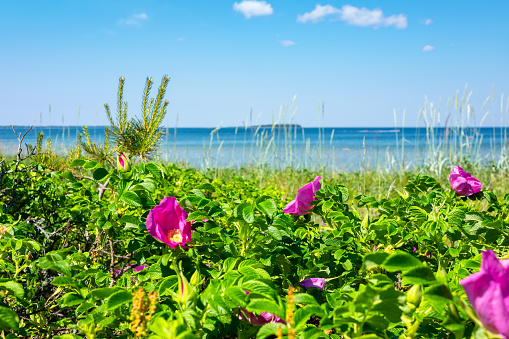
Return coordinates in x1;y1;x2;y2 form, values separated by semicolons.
1;125;508;171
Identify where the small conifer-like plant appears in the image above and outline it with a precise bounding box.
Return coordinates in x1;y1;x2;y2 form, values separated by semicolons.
105;76;170;161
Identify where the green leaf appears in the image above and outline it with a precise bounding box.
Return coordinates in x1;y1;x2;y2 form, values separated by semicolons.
382;252;422;272
225;286;249;308
424;284;453;303
60;171;76;182
0;281;24;299
89;287;118;300
255;196;277;217
246;299;284;319
363;252;389;271
0;306;19;331
120;191;142;207
242;280;276;299
146;162;164;182
242;205;254;223
83;160;99;170
54;335;82;339
293;305;325;330
402;266;436;285
106;290;133;310
60;293;85;307
92;168;108;181
293;293;319;306
158;276;179;296
51;276;78;288
70;159;86;167
257;323;287;339
267;226;282;241
196;183;217;192
187;211;210;222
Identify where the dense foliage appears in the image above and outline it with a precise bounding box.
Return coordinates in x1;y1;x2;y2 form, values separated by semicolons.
1;149;509;338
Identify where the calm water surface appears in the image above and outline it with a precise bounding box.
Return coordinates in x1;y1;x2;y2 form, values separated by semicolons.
1;125;508;170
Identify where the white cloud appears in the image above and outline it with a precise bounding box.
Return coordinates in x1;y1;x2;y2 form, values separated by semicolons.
233;1;273;18
422;18;433;25
422;45;435;52
297;4;340;23
297;4;407;29
279;40;296;47
119;13;148;26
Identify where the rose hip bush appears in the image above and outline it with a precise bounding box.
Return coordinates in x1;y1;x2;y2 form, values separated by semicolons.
1;156;509;338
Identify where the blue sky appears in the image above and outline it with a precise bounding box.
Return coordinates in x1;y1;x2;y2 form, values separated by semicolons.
0;1;508;127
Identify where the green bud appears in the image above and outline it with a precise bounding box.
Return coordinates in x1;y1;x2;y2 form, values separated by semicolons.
176;269;197;309
190;269;201;287
406;285;422;308
436;259;447;281
117;153;131;171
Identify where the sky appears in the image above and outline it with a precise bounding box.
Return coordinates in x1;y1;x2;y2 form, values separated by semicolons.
0;1;508;128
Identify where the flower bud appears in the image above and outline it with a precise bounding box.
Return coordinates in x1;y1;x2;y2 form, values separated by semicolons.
190;269;201;287
406;285;422;308
176;269;197;309
117;153;131;171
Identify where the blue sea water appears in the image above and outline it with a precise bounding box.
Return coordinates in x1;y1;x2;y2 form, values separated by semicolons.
1;125;508;170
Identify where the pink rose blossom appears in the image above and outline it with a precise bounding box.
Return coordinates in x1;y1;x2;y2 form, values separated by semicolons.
300;278;327;290
146;197;192;249
460;250;509;338
449;166;481;196
283;176;321;216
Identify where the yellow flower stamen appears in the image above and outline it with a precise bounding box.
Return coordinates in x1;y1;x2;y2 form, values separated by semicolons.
167;229;183;243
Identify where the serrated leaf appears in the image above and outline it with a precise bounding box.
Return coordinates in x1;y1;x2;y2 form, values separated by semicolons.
106;290;132;310
158;276;179;296
256;196;277;217
242;205;254;223
146;162;164;182
120;191;142;207
225;286;249;308
267;226;282;240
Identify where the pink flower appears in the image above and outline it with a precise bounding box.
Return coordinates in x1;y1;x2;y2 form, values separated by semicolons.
460;250;509;338
283;176;321;216
300;278;326;290
146;197;192;249
134;265;148;272
449;166;481;196
239;291;286;326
